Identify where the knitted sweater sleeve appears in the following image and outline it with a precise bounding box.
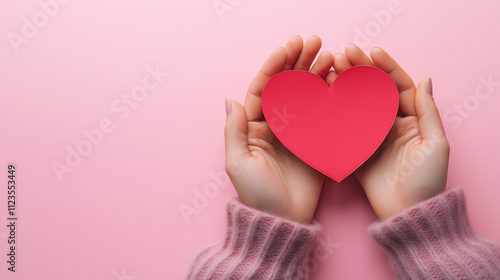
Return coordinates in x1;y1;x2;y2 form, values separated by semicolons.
186;198;322;280
369;188;500;279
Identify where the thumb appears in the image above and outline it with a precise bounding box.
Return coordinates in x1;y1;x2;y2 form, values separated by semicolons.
224;99;250;173
415;78;447;143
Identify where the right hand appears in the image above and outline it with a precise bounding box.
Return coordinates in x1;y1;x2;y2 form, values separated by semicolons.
332;44;450;219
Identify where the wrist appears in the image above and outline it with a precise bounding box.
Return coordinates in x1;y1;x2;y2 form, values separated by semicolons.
373;186;446;220
238;196;315;224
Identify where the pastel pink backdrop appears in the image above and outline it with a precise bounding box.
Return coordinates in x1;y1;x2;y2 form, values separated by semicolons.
1;0;499;279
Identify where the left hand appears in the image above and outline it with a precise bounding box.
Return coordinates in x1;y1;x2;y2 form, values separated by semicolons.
224;36;334;223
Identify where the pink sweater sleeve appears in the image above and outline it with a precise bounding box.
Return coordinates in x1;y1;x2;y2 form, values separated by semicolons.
186;198;321;280
369;188;500;279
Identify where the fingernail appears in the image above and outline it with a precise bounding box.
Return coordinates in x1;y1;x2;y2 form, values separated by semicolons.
426;78;433;96
225;99;231;116
346;43;356;49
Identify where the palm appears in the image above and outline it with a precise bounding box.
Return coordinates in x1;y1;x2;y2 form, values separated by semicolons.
230;121;324;223
355;116;447;218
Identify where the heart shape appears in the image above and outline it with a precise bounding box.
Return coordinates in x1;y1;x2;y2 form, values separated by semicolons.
262;66;399;182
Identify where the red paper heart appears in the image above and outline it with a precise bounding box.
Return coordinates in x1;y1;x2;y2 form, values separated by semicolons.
262;66;399;182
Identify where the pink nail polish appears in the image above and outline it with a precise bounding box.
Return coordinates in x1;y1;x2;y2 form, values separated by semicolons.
225;99;231;116
426;78;433;96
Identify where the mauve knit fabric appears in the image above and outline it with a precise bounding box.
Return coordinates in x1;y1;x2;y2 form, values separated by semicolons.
187;188;500;279
186;198;321;280
369;188;500;280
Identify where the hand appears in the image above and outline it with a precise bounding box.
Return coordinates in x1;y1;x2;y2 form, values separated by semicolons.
332;44;450;219
224;36;334;223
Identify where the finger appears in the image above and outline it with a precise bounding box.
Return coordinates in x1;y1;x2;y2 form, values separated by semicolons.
333;52;353;74
370;47;417;116
344;43;374;66
225;100;250;170
283;35;304;71
310;51;334;80
325;70;338;87
292;35;322;70
415;78;447;143
244;47;287;121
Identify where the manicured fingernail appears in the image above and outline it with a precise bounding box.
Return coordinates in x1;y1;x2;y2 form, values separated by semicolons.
426;78;433;96
225;99;231;116
346;43;356;49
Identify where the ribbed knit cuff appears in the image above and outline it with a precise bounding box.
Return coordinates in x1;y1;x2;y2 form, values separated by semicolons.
187;198;322;280
369;188;500;279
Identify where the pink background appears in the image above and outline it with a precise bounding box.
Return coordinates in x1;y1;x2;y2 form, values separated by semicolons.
1;0;499;279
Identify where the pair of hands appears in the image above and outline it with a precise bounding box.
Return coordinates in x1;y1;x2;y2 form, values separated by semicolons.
224;35;450;223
